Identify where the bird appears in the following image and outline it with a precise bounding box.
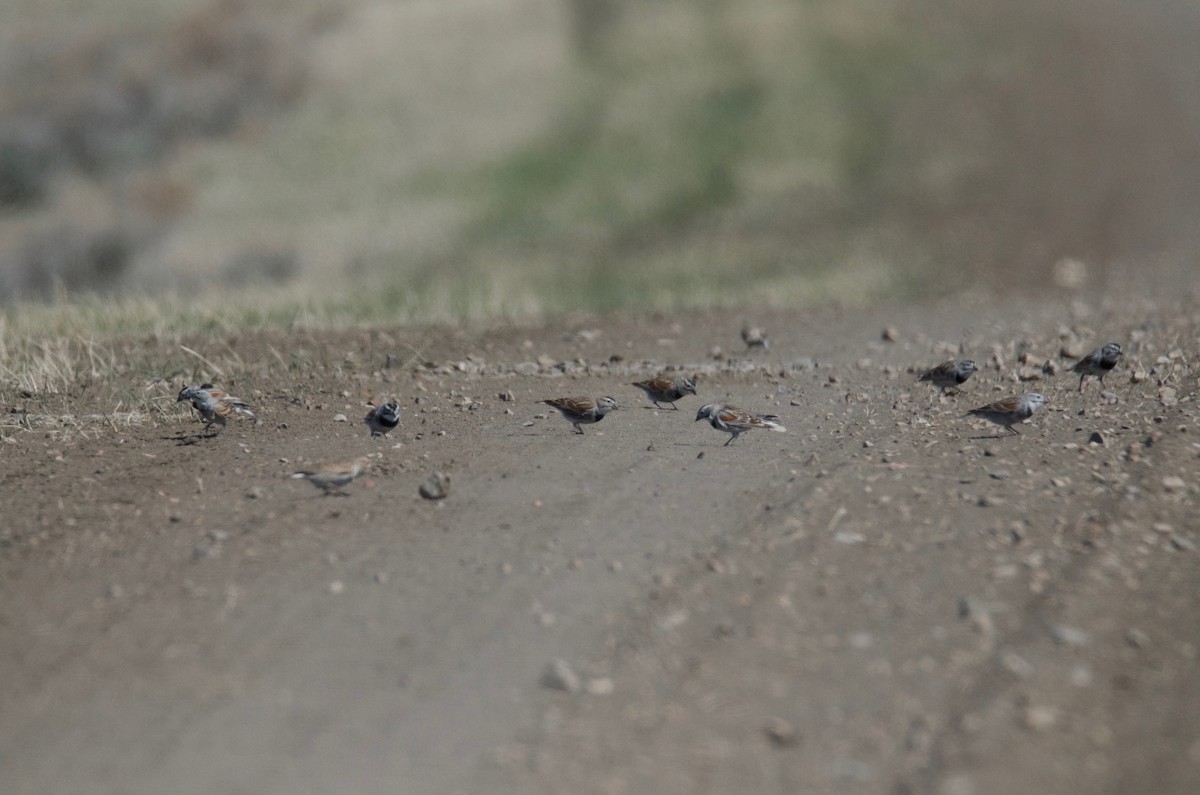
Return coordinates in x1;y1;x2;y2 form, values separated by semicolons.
291;456;371;495
964;392;1047;436
363;401;401;436
176;383;255;436
539;396;618;434
695;403;787;445
918;359;977;393
630;374;697;409
1070;343;1122;392
741;323;770;350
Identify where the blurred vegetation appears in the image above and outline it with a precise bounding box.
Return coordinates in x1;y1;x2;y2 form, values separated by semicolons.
2;0;1198;323
0;0;314;300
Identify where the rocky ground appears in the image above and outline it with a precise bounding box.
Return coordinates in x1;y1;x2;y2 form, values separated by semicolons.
1;294;1198;794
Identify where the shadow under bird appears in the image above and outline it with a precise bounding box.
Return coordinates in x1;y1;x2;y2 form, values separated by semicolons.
539;396;618;434
176;383;255;436
363;401;401;436
918;359;977;393
695;403;787;445
964;392;1046;436
630;374;697;409
1070;343;1122;391
291;456;371;495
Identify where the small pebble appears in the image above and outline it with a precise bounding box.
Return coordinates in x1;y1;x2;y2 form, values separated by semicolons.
848;631;874;650
1001;651;1033;678
1022;705;1059;732
939;773;977;795
1017;367;1042;381
332;414;348;423
539;658;581;693
191;545;218;561
328;580;345;595
764;716;800;747
1171;535;1195;552
585;677;614;696
958;595;994;637
1070;664;1094;688
1051;624;1090;646
419;471;451;500
1125;628;1150;649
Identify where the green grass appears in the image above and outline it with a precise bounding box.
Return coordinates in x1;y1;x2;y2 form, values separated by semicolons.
394;0;936;318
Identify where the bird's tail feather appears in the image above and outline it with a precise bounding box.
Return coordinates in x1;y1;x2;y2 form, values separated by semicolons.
755;415;787;433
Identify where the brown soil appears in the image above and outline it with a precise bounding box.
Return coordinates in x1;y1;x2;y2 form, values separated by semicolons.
2;296;1198;794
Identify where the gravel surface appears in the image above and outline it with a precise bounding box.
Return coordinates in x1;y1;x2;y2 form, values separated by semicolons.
1;295;1197;794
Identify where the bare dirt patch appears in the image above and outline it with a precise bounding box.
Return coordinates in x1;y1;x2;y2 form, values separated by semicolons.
1;297;1198;794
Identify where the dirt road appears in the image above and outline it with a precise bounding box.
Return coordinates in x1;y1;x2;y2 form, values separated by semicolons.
1;296;1197;794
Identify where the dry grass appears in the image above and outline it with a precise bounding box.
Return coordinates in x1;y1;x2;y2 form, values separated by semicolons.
0;293;298;438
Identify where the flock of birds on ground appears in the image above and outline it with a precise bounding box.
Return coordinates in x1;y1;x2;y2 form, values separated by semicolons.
173;324;1126;496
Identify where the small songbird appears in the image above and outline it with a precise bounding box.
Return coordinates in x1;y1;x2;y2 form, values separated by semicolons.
918;359;977;393
695;403;787;445
964;392;1047;436
741;323;770;350
176;383;255;436
630;374;697;410
1070;343;1122;392
291;456;371;495
363;401;401;437
539;396;618;434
